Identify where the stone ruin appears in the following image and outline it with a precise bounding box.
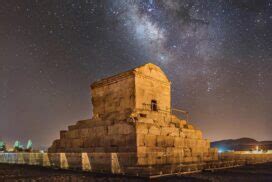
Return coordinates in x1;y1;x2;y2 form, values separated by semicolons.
49;63;218;167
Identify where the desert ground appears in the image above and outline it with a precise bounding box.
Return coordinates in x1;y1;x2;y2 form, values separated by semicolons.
1;162;272;181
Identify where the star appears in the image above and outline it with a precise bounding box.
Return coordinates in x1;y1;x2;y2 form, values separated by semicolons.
0;0;271;147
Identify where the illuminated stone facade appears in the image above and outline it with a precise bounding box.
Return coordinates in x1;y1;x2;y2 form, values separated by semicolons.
49;63;218;165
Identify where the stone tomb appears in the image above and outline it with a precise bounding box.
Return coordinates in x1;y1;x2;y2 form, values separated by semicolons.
49;63;218;167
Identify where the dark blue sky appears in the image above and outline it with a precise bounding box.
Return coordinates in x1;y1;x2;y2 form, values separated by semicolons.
0;0;272;148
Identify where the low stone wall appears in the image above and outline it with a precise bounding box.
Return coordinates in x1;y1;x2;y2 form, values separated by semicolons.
1;152;272;177
219;152;272;164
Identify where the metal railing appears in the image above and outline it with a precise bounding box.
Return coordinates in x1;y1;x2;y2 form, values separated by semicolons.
171;108;189;122
141;103;189;122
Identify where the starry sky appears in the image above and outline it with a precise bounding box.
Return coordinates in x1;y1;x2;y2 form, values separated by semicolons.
0;0;272;148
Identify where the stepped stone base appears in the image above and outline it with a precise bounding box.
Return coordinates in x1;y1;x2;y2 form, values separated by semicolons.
48;110;218;165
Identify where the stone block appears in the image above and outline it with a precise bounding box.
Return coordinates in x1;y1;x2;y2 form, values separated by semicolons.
108;123;134;135
191;147;202;155
87;128;95;135
154;118;165;126
137;146;146;154
169;123;176;128
156;136;166;147
169;129;179;137
184;139;195;148
161;127;179;136
195;130;202;139
136;123;148;134
179;130;185;138
183;129;196;139
160;126;170;136
184;147;192;157
145;147;166;153
85;119;100;128
180;120;187;125
121;123;135;135
166;157;181;164
60;139;66;148
137;157;148;165
138;117;154;124
65;140;72;148
109;134;122;147
171;115;180;123
146;154;157;165
183;156;193;163
83;136;98;147
174;137;184;147
136;134;145;146
147;152;166;165
148;126;161;135
144;135;157;147
108;134;135;147
76;119;91;125
79;128;89;137
60;130;67;139
98;135;111;147
68;125;78;130
165;136;175;147
71;138;83;148
125;134;136;146
157;136;175;147
95;126;108;136
173;148;184;158
137;146;147;157
171;119;187;128
66;130;79;139
155;156;167;165
166;147;174;155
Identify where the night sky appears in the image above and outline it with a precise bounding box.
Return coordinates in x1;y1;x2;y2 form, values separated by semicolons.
1;0;272;148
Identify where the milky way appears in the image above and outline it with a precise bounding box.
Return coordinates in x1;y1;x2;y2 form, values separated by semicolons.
0;0;272;148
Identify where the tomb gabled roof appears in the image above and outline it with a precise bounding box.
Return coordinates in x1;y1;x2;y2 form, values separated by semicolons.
91;63;170;88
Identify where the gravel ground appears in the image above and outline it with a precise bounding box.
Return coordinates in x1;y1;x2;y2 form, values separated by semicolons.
162;162;272;182
0;162;272;182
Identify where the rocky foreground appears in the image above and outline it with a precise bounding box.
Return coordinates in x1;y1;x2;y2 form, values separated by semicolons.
0;162;272;181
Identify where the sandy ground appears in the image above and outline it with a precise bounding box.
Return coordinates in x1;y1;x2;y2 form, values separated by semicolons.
0;162;272;181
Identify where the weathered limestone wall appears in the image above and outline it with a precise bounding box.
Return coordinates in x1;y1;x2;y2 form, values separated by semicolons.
91;73;135;119
134;65;171;112
49;120;136;153
90;63;172;118
219;152;272;163
134;114;218;165
49;109;218;166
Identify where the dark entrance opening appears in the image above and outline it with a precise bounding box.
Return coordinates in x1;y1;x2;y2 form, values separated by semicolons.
151;100;158;111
